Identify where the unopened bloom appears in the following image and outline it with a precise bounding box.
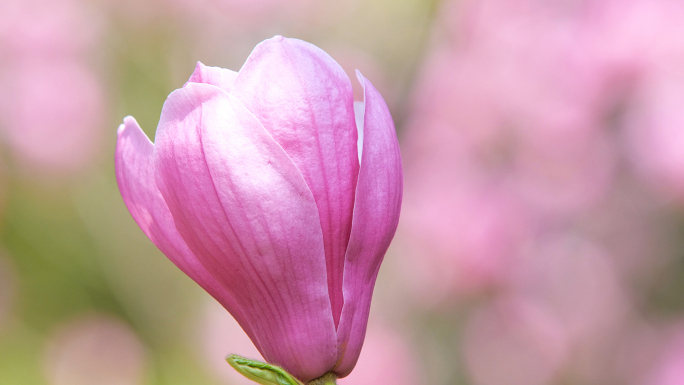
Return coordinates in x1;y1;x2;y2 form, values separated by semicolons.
115;36;402;382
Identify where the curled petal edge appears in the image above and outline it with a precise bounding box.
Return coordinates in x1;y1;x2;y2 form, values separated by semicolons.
334;71;403;377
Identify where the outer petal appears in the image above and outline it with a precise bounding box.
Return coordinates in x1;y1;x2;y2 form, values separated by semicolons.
184;61;239;93
232;36;359;326
153;82;337;382
335;72;403;377
114;116;262;353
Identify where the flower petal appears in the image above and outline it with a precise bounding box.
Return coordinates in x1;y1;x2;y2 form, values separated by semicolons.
153;82;337;382
232;36;359;326
185;61;239;93
335;72;403;377
114;116;262;354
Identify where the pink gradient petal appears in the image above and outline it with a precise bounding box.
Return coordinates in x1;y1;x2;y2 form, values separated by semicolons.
114;116;261;353
334;72;403;377
153;82;336;382
232;36;359;326
184;61;239;93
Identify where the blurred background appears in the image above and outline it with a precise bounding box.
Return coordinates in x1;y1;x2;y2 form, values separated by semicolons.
1;0;684;384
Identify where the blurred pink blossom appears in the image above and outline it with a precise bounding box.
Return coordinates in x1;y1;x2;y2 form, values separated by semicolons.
0;0;101;58
510;235;635;384
399;0;652;303
646;328;684;385
463;296;568;385
504;108;616;216
627;82;684;201
0;0;106;174
399;176;530;302
43;314;147;385
613;321;664;385
590;0;684;80
625;56;684;200
0;60;105;173
411;0;618;214
511;235;629;341
586;0;684;202
405;1;684;384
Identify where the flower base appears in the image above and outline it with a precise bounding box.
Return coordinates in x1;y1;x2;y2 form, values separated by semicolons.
227;354;337;385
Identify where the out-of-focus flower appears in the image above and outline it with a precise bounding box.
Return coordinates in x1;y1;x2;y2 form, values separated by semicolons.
510;235;632;384
613;321;663;385
622;18;684;201
0;0;106;174
399;177;529;303
646;328;684;385
407;0;618;217
512;235;629;341
43;314;147;385
627;79;684;200
399;0;684;383
398;0;631;302
590;0;684;202
116;36;402;382
463;297;568;385
0;0;101;58
0;60;104;173
339;321;422;385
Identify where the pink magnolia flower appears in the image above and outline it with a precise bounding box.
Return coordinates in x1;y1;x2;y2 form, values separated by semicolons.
115;36;402;382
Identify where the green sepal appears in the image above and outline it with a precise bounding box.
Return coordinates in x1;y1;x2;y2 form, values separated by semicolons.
226;354;304;385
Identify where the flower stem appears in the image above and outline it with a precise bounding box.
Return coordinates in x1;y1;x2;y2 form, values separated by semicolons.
227;354;337;385
307;372;337;385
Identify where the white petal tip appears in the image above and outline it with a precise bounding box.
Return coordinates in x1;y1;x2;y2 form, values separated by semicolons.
118;116;133;134
355;69;365;85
